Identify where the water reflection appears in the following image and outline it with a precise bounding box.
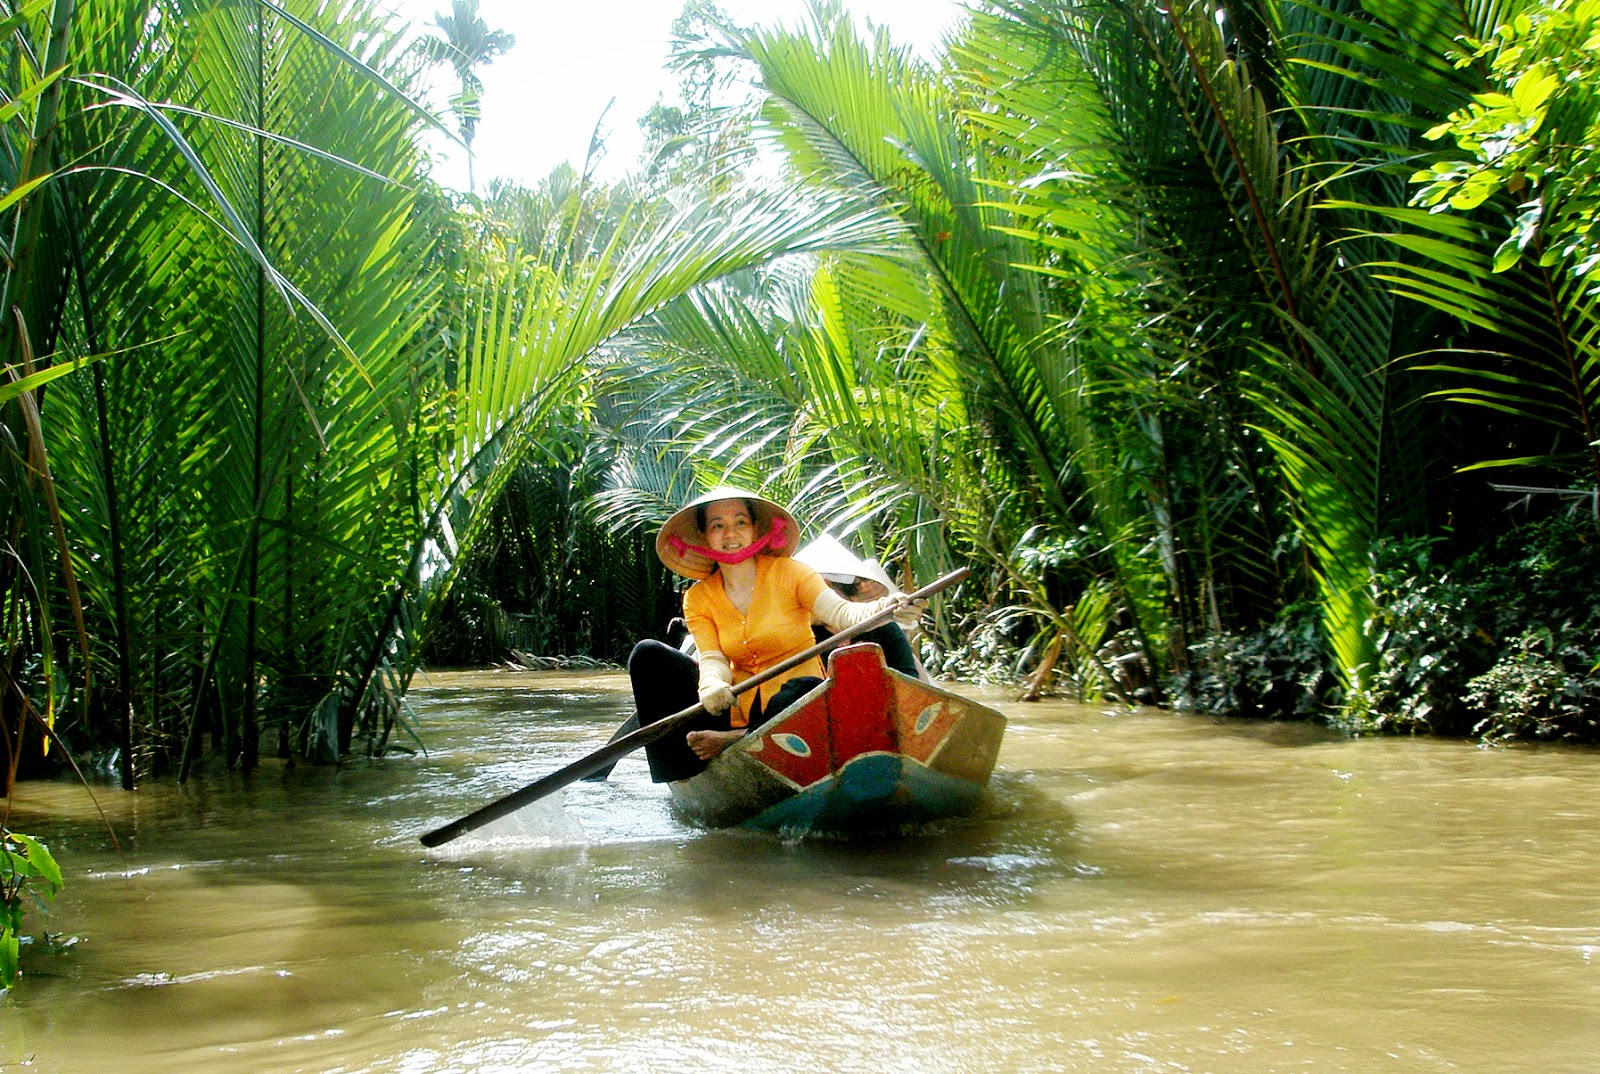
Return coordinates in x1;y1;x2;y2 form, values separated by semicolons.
2;669;1597;1073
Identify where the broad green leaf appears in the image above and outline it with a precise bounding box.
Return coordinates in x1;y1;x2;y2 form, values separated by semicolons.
1449;169;1501;209
8;836;61;894
1510;66;1557;115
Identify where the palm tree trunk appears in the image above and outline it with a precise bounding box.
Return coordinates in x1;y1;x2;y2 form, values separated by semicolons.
239;3;271;775
62;175;135;790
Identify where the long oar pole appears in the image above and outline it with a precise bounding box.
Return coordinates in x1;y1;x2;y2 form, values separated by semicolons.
420;566;970;847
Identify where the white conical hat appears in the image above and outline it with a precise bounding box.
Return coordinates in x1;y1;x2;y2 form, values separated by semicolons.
794;533;898;592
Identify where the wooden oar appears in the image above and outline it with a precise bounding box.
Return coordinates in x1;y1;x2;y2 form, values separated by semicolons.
578;712;640;782
419;566;969;847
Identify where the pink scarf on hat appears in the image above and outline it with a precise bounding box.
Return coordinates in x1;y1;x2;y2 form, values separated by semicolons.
668;515;790;567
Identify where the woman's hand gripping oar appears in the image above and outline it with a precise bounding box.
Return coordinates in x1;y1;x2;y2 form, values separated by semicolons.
419;567;968;848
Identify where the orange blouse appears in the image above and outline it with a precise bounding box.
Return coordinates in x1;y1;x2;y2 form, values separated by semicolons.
682;555;827;727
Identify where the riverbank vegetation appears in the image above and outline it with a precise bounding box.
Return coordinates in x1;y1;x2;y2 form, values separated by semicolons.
2;0;1597;808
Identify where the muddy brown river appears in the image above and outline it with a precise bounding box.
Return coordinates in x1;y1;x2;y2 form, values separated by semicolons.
2;669;1596;1072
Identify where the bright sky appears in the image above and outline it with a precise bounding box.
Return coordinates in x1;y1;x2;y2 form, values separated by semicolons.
377;0;964;190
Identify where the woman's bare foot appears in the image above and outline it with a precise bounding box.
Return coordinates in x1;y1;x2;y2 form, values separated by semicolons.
687;728;745;761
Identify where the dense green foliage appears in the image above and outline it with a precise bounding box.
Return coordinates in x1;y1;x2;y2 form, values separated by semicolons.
0;0;899;795
1357;515;1600;740
1169;513;1600;740
1414;0;1600;290
435;0;1599;752
559;0;1593;736
425;430;669;666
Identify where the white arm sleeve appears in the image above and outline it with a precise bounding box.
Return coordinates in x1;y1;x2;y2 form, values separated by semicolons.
698;649;733;690
697;650;735;714
812;588;897;633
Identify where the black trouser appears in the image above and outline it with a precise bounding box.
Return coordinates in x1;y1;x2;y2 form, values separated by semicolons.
627;640;822;783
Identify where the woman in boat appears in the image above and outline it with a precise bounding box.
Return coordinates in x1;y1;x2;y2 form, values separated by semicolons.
629;487;912;783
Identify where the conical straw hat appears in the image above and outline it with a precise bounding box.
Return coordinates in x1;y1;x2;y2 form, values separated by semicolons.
655;486;801;580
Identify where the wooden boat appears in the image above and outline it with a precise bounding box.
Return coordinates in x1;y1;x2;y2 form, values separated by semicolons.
669;641;1007;832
